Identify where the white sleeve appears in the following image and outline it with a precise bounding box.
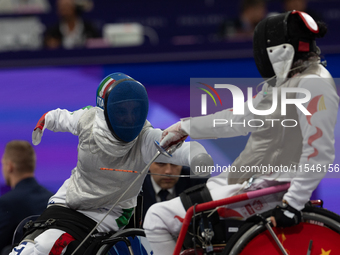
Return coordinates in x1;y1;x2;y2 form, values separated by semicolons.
141;128;209;167
44;106;92;136
181;91;264;139
283;75;339;210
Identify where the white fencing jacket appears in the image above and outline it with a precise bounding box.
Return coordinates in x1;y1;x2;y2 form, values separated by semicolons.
180;63;339;210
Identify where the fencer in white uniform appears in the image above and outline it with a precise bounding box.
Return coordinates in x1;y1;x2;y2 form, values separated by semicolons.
10;73;211;255
143;11;339;255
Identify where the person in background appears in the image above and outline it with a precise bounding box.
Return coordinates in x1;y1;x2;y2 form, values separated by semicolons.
44;0;100;49
142;163;207;220
283;0;323;21
0;140;53;254
0;0;50;14
218;0;267;41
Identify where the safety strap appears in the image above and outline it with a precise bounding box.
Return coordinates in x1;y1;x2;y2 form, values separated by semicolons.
180;183;213;211
21;205;105;254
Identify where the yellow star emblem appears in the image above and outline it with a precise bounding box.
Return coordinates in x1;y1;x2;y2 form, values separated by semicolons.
318;95;327;111
320;248;331;255
279;232;286;243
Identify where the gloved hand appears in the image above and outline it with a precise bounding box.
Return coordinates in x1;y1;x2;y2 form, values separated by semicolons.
160;121;188;150
32;112;48;145
271;202;302;228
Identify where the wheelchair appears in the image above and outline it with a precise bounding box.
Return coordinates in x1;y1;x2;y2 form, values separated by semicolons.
176;202;340;255
10;184;340;255
87;199;340;255
93;183;340;255
10;219;149;255
10;195;150;255
175;183;340;255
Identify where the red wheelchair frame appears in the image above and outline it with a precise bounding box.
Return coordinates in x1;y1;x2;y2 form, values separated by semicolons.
173;183;340;255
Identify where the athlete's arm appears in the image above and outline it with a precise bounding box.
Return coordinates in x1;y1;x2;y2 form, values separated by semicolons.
141;127;211;169
283;75;339;210
32;106;93;145
159;89;265;149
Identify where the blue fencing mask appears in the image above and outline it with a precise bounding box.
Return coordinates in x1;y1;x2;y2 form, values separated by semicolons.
103;76;149;143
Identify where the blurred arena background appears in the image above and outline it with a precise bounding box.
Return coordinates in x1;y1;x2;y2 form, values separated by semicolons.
0;0;339;213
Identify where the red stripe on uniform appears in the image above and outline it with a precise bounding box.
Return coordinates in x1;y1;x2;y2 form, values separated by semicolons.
306;95;322;125
307;127;323;160
306;95;324;160
49;233;75;255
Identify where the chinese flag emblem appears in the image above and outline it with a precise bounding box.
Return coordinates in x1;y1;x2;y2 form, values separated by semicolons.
239;223;340;254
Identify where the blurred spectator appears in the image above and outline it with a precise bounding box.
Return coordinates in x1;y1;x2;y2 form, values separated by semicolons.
0;0;50;14
44;0;100;49
0;140;53;254
283;0;322;21
142;163;208;220
218;0;267;41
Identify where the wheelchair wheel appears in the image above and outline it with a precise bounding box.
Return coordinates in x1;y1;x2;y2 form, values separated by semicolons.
222;206;340;255
95;228;152;255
